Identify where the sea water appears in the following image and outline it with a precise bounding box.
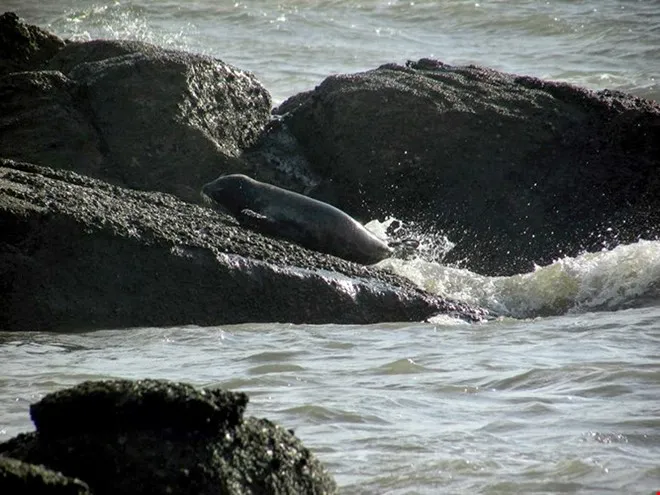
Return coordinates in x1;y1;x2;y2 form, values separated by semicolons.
1;1;659;493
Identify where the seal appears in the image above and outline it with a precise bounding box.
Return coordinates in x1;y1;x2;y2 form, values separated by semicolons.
201;174;393;264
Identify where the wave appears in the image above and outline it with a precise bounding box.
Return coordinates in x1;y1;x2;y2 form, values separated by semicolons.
376;238;660;319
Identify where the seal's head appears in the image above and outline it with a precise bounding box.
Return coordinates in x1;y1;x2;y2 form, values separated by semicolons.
201;174;257;217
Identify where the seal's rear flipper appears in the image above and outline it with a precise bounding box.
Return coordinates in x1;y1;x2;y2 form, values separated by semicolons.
388;238;420;259
389;238;420;249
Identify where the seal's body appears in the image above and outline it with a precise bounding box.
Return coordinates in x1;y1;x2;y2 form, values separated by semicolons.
202;174;392;265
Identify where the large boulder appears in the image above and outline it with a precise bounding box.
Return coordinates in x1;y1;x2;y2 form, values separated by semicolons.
0;379;337;494
273;59;660;275
0;14;271;204
0;159;487;331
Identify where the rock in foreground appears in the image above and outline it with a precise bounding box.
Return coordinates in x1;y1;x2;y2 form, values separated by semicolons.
0;379;337;494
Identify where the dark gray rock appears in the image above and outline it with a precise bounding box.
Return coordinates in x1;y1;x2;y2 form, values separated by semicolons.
0;159;487;331
57;39;270;202
274;59;660;276
31;380;247;437
0;15;271;204
0;456;91;495
0;379;337;495
0;70;104;176
0;12;66;76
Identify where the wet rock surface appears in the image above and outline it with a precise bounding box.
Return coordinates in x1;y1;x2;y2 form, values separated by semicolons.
274;59;660;275
0;159;487;331
0;379;338;495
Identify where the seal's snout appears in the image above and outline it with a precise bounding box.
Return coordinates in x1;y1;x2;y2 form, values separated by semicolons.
200;181;220;206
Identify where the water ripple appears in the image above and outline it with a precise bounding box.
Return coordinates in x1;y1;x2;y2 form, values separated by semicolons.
371;358;430;375
246;363;306;375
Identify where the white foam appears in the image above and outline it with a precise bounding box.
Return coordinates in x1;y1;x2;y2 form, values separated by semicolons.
378;239;660;318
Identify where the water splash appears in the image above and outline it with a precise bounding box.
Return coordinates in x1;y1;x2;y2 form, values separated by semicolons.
378;239;660;319
49;2;196;50
364;216;455;261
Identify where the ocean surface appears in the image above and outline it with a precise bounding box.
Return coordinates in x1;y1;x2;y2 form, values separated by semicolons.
2;1;659;493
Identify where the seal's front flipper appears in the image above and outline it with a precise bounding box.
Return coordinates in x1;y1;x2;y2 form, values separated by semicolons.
237;208;274;230
238;209;309;246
